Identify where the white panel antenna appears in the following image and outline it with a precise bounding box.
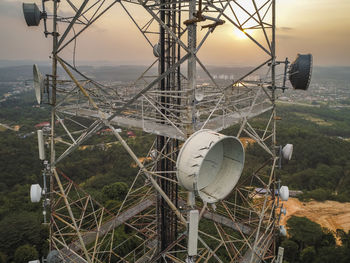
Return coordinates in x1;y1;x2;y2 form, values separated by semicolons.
187;210;199;257
37;129;46;160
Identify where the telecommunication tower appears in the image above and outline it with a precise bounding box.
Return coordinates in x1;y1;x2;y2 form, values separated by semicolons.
24;0;312;262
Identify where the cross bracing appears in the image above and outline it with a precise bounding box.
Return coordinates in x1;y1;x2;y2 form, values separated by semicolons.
36;0;287;262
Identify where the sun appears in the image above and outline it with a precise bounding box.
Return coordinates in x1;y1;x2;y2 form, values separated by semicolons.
233;27;253;40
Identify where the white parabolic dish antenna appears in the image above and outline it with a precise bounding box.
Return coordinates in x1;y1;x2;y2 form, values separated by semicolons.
33;64;44;104
282;144;293;160
177;129;245;203
30;184;42;203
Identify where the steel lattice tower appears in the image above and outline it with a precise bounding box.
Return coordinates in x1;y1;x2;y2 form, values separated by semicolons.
22;0;299;262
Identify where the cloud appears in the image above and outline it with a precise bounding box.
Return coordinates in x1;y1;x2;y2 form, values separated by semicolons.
278;27;293;31
277;34;292;40
0;0;22;17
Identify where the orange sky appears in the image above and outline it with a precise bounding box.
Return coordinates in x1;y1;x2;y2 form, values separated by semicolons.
0;0;349;66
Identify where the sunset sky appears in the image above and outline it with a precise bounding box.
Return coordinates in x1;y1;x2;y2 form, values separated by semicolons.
0;0;349;66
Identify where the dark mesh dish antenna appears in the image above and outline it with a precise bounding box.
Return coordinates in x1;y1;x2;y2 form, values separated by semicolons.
153;43;160;57
289;54;313;90
22;3;41;26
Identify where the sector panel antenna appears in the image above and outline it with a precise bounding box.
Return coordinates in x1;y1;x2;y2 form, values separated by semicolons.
37;129;46;160
33;64;44;104
22;3;41;26
289;54;313;90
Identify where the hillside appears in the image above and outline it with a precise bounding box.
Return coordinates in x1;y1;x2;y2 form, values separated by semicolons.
281;198;350;239
0;82;350;261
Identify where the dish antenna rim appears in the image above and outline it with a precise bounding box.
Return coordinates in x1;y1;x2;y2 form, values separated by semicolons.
33;64;44;104
177;129;245;203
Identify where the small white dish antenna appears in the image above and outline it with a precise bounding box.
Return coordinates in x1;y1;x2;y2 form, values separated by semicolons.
33;64;44;104
282;144;293;160
153;43;160;57
194;87;204;102
150;149;157;161
37;130;46;160
30;184;42;203
281;207;287;216
177;129;245;203
279;225;287;236
279;186;289;201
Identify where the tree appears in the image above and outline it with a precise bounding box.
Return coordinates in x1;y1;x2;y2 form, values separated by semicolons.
0;252;7;263
280;239;299;263
14;244;38;263
336;229;350;248
102;182;128;201
300;246;316;263
287;216;323;250
0;212;45;258
314;246;345;263
320;228;336;247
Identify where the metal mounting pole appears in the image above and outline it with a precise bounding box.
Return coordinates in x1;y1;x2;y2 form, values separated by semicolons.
186;0;197;136
49;0;59;252
271;0;278;258
157;1;180;260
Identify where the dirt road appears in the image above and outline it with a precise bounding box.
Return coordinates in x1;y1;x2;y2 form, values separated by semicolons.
280;198;350;234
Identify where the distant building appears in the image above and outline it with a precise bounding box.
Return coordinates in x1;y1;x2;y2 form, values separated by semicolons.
35;122;50;129
240;137;256;149
127;131;136;138
254;188;303;197
97;128;113;135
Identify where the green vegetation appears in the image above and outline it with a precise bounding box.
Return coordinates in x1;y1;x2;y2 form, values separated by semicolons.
14;245;39;263
1;87;350;261
277;105;350;202
281;216;350;263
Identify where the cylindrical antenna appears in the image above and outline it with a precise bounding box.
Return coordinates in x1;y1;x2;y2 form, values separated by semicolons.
37;130;46;160
187;210;199;257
